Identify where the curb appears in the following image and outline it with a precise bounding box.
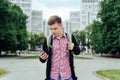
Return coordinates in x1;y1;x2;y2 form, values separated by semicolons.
93;71;110;80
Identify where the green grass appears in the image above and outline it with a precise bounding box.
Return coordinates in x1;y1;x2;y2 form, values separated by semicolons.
20;55;92;59
0;69;6;76
74;56;93;59
20;55;39;59
97;70;120;80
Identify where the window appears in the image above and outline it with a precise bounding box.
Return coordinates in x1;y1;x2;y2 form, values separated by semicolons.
70;12;80;17
82;21;86;25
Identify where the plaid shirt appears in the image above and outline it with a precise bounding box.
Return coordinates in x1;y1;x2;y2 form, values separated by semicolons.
50;33;71;80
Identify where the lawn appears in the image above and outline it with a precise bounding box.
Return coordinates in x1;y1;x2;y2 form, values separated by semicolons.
20;55;92;59
97;70;120;80
74;56;93;59
20;55;39;59
0;69;6;76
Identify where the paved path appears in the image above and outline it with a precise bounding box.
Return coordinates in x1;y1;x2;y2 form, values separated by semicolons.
0;54;120;80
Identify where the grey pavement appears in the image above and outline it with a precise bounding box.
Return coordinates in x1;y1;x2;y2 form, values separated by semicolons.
0;54;120;80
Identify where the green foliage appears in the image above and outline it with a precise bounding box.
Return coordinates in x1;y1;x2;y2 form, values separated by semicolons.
90;21;104;53
73;30;86;52
11;4;28;51
90;0;120;54
85;24;93;49
28;32;45;51
0;0;28;55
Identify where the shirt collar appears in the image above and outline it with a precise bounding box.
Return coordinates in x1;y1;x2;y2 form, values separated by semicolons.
52;33;66;39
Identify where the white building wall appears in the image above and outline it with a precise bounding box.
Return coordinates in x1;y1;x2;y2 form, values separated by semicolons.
80;0;100;29
63;20;70;34
10;0;32;32
43;20;51;37
31;10;43;34
69;11;81;33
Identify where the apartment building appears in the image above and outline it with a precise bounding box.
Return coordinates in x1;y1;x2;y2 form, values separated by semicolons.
62;20;70;34
31;10;43;34
69;11;81;33
80;0;100;29
43;20;51;36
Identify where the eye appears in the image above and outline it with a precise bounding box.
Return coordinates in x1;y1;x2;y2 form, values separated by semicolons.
54;28;57;30
49;28;53;30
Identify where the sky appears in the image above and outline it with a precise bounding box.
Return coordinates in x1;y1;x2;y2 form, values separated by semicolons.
32;0;81;21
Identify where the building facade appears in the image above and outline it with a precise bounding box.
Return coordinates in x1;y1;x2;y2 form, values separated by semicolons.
80;0;100;29
10;0;32;32
62;20;70;34
31;10;43;34
69;11;81;34
43;20;51;37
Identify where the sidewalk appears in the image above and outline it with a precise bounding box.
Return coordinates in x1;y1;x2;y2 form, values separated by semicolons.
0;55;120;80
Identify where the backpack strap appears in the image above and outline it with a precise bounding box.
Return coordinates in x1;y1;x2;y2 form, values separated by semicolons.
46;33;72;51
66;33;75;68
66;33;72;54
66;33;72;43
46;35;52;52
47;36;51;47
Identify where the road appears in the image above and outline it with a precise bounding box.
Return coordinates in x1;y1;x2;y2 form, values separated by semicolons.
0;54;120;80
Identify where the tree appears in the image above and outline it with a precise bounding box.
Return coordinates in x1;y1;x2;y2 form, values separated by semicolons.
11;4;28;51
72;31;81;45
73;30;86;52
90;0;120;55
98;0;120;54
85;24;93;50
0;0;16;55
29;32;45;51
90;21;104;53
0;0;28;55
